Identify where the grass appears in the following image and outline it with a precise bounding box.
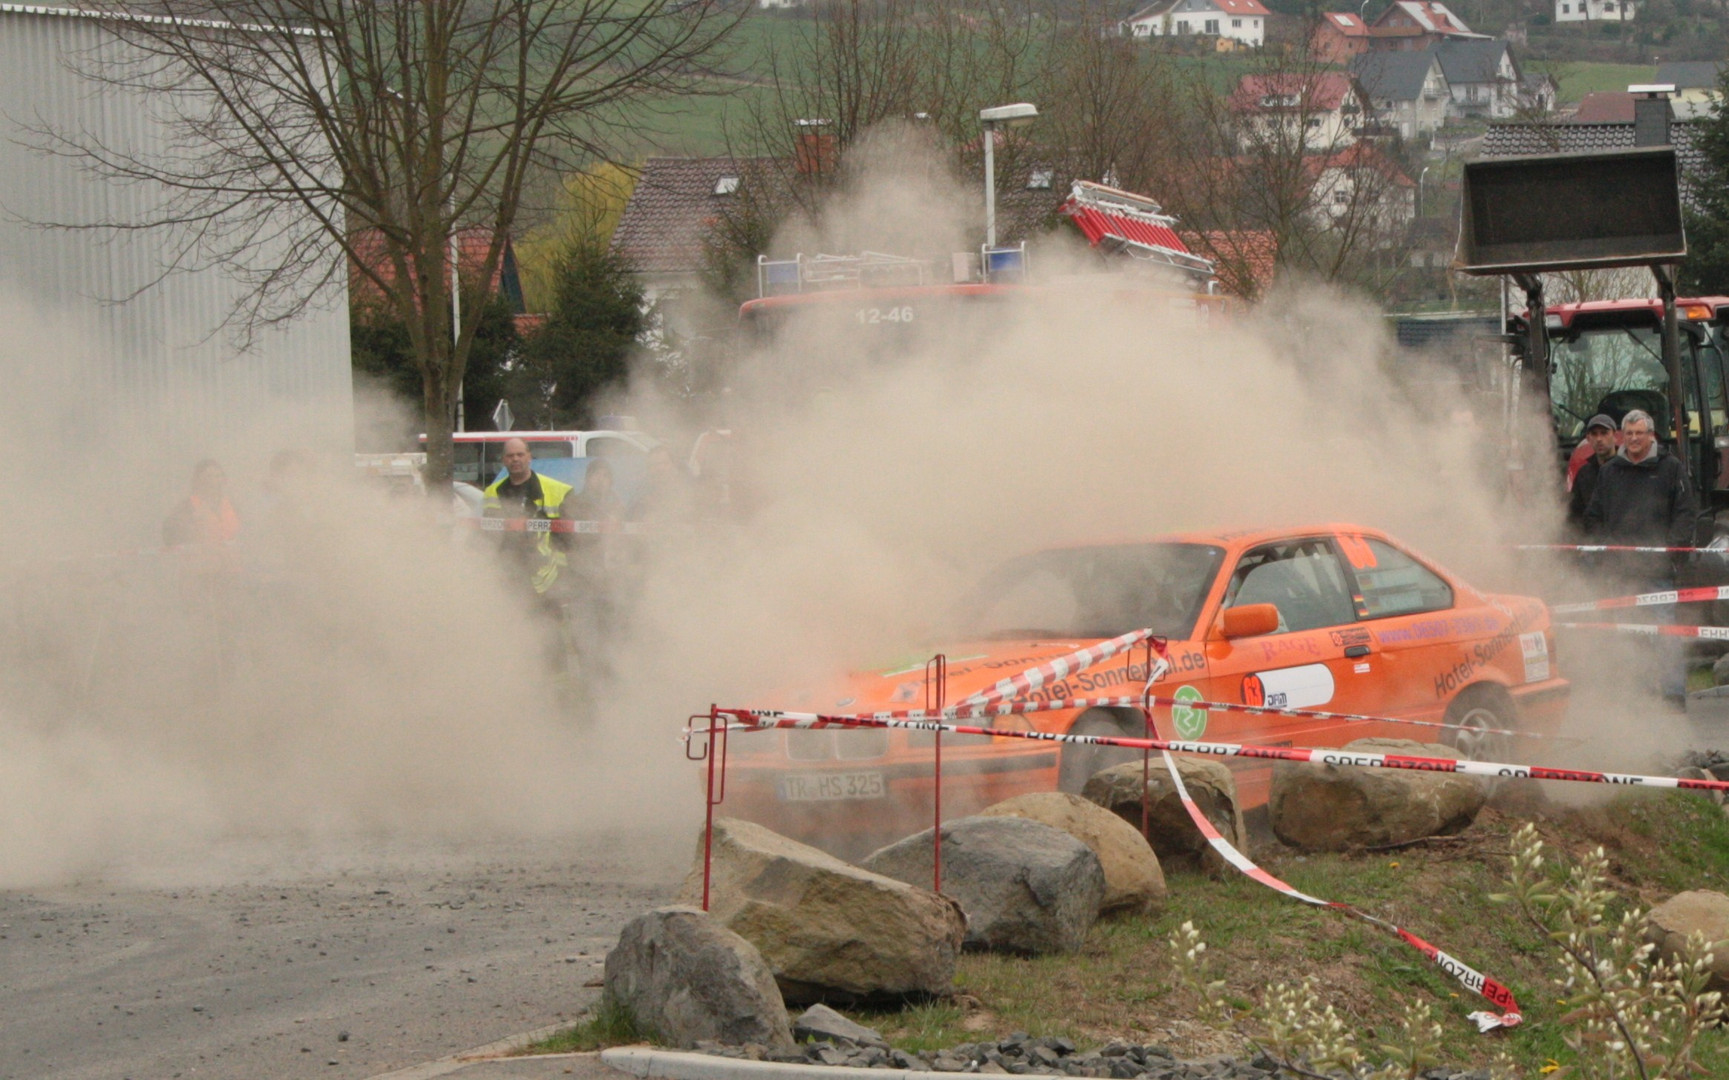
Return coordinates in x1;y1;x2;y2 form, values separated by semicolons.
1531;60;1658;104
842;795;1729;1073
518;994;648;1055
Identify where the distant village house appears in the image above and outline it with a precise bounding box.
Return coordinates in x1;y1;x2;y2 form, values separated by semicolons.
1311;2;1485;63
1230;71;1367;151
1554;0;1637;22
1121;0;1269;48
1350;49;1449;139
1366;1;1486;51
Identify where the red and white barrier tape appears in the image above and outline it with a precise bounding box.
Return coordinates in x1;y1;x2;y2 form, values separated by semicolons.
716;706;1539;1030
702;692;1542;742
466;517;649;535
1153;746;1521;1031
716;708;1729;794
1557;621;1729;641
1513;544;1721;555
1550;584;1729;615
960;628;1164;707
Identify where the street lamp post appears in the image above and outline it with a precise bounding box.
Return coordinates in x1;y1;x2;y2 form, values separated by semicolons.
979;102;1038;248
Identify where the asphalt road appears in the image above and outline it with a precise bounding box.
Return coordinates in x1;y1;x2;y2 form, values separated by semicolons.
0;834;681;1080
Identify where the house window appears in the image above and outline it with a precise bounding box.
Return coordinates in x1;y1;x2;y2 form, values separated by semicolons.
1204;18;1219;33
1026;168;1053;190
1604;1;1614;8
714;176;740;196
1232;18;1241;27
1334;190;1350;205
1306;117;1322;129
1560;2;1569;9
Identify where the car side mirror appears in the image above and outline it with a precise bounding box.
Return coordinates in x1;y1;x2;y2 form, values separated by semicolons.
1220;603;1280;639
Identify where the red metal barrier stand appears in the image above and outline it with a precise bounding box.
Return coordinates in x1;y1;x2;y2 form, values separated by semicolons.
686;705;728;911
1138;640;1155;841
926;654;947;894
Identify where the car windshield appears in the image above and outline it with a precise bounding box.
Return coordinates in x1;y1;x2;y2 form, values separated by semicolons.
955;543;1226;641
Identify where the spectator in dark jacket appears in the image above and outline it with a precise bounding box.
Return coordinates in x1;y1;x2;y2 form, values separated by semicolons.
1582;408;1697;704
1567;414;1619;533
1582;409;1696;551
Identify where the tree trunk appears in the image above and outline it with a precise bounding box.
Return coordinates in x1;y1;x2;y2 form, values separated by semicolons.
422;363;455;492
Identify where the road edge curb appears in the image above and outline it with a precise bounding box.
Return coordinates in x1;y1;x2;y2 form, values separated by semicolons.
602;1047;1068;1080
362;1024;571;1079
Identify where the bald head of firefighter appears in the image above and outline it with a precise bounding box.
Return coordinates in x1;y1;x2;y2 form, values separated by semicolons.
482;438;575;594
502;438;534;486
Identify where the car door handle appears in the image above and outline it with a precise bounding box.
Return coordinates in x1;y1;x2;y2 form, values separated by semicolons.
1344;645;1371;658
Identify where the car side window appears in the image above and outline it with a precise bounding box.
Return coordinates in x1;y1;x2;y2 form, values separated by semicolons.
1341;537;1453;619
1223;540;1356;634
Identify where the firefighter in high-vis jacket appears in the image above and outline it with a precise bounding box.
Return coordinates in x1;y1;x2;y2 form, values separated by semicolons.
482;438;574;595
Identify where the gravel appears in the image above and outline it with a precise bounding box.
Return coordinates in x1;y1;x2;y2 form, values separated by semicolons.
690;1032;1494;1080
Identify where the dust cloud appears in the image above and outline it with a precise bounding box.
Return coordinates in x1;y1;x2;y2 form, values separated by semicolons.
0;131;1683;889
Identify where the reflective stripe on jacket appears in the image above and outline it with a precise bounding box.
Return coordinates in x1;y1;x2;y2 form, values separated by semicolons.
482;472;575;593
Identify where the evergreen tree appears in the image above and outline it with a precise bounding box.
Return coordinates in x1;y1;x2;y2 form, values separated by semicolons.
1681;67;1729;296
516;242;646;427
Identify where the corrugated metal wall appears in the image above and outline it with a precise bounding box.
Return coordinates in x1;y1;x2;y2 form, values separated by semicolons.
0;8;353;506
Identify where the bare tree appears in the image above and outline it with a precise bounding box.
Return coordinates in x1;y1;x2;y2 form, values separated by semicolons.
1032;3;1179;195
35;0;737;484
706;0;1042;249
1155;48;1414;299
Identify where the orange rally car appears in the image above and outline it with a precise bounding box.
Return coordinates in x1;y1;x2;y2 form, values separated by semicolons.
717;524;1568;847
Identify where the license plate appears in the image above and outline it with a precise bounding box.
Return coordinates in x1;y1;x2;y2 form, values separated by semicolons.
777;771;886;802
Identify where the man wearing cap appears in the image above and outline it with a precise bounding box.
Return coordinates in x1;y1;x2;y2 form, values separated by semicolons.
1567;414;1619;532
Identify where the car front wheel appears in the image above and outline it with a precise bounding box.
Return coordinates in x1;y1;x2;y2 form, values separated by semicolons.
1443;685;1516;765
1057;710;1146;794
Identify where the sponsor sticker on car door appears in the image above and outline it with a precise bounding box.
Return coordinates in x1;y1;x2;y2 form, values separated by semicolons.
1519;632;1550;683
1242;663;1336;710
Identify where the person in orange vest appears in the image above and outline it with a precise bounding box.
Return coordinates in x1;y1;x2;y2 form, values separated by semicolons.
163;459;240;547
162;458;243;686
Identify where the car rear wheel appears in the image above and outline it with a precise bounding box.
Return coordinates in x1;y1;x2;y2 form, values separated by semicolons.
1443;685;1516;765
1058;710;1146;794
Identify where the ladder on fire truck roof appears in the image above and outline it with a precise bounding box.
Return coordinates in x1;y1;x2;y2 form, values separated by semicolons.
755;245;1031;298
756;252;933;297
1060;180;1215;280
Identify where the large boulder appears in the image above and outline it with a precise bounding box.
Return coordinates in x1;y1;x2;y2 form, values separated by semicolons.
679;818;965;1005
603;906;792;1049
1081;757;1247;871
1268;738;1486;852
861;816;1106;954
975;791;1166;913
1647;890;1729;992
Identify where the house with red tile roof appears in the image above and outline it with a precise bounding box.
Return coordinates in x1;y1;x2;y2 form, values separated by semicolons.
607;156;782;300
1367;1;1487;51
1230;71;1368;150
1121;0;1269;48
1306;142;1415;228
349;227;525;317
1180;229;1277;299
1311;11;1373;65
1571;91;1638;124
